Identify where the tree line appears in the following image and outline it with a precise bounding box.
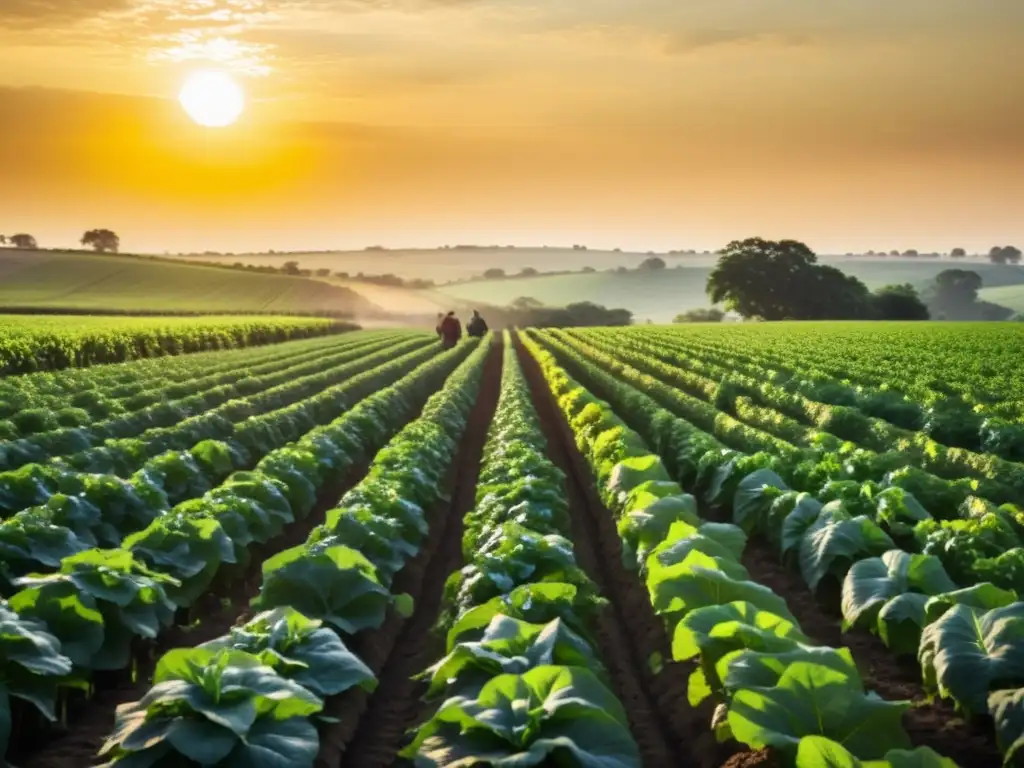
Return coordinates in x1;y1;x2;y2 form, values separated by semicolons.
676;238;1017;323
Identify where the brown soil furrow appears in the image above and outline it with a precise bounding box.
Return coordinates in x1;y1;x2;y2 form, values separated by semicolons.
17;463;372;768
514;332;732;768
323;337;503;768
738;539;1000;767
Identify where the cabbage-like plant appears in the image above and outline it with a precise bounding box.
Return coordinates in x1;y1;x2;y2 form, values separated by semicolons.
647;550;795;630
253;542;408;636
798;509;893;591
124;514;237;607
421;615;601;699
841;553;955;624
728;661;911;760
919;602;1024;715
0;600;74;754
98;648;323;767
646;520;746;575
0;513;86;593
447;582;599;652
199;607;375;699
315;507;417;586
402;665;641;768
672;600;809;706
11;548;178;670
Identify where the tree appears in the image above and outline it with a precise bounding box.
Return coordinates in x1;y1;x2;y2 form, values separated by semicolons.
989;246;1022;265
889;250;900;257
482;267;506;280
639;256;666;270
81;229;120;253
902;249;919;258
581;266;596;273
281;261;301;275
10;233;37;249
315;268;331;277
674;308;725;323
519;267;538;277
706;237;871;320
950;247;966;259
934;269;982;304
871;284;930;320
0;235;6;246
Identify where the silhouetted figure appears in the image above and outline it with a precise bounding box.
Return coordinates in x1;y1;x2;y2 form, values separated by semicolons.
440;311;462;348
467;310;489;338
435;312;444;339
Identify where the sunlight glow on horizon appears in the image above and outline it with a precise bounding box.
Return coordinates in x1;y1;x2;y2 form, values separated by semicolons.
178;70;245;128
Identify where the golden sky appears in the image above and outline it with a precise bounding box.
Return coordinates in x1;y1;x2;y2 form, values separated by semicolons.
1;0;1022;254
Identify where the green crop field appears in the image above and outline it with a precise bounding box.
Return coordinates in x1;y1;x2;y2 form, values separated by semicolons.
437;258;1024;321
2;322;1021;768
0;249;378;315
0;314;351;374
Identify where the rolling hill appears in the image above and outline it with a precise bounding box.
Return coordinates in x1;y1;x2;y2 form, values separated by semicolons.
0;249;380;316
436;258;1024;322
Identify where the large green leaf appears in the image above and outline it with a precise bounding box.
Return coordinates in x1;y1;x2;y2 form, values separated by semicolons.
989;688;1024;765
648;550;796;628
841;550;956;630
718;646;861;695
876;593;931;657
645;521;747;577
795;735;958;768
733;469;789;534
223;716;320;768
922;583;1018;626
918;603;1024;714
799;515;894;592
728;662;910;759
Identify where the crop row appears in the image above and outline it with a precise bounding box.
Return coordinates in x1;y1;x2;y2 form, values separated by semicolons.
401;334;642;765
0;314;354;374
520;329;960;766
0;337;480;763
553;328;1023;520
0;331;384;430
529;328;1022;765
0;333;431;476
96;337;491;766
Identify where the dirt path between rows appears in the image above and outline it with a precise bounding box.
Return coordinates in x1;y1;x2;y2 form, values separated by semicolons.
514;332;740;768
16;461;373;768
320;337;503;768
738;538;1000;766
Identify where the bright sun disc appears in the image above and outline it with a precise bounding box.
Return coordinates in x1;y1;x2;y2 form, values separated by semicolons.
178;71;244;128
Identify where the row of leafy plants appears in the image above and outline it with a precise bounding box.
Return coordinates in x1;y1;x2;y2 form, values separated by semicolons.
95;336;491;766
0;331;392;435
553;329;1022;519
0;338;481;764
0;338;451;595
400;334;642;766
0;315;354;375
640;325;1024;446
599;326;1024;471
0;333;429;474
522;329;959;767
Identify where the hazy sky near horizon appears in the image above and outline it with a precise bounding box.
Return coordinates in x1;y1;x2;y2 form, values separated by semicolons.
2;0;1022;254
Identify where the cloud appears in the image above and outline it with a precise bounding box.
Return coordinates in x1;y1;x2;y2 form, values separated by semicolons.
0;0;130;27
663;28;813;55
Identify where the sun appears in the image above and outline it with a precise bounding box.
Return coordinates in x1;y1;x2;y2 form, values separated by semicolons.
178;70;245;128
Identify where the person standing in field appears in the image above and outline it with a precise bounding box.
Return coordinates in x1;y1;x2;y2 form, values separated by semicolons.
440;311;462;348
467;310;489;338
435;312;445;339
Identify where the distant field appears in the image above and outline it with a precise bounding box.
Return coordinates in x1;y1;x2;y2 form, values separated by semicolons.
0;249;379;315
0;314;347;373
171;247;685;283
979;284;1024;313
436;258;1024;322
